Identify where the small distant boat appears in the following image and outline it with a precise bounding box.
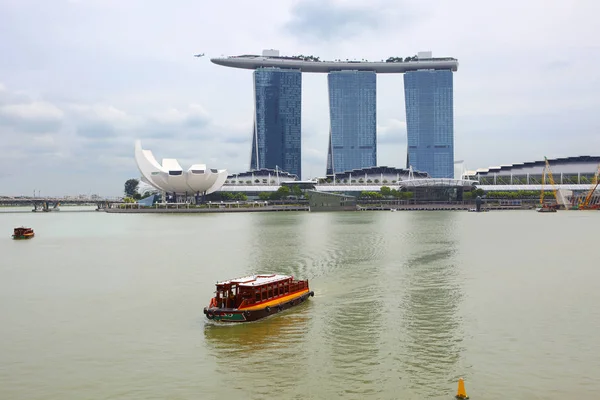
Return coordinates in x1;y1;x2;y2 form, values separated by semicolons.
536;205;557;213
390;208;397;212
12;227;35;240
203;274;314;323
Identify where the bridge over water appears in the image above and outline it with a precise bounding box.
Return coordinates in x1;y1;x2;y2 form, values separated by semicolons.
0;197;126;211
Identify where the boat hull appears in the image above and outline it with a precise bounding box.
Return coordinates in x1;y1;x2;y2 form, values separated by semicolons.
536;207;557;213
12;233;34;240
203;290;314;323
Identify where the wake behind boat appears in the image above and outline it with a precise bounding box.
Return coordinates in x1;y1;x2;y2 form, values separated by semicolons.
203;274;314;323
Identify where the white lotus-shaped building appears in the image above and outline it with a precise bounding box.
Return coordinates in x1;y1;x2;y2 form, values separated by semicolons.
134;140;227;195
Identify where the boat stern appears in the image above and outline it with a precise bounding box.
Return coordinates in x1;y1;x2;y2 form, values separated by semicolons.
203;307;247;322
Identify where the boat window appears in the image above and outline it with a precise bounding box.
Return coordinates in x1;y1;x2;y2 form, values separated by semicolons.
255;290;260;302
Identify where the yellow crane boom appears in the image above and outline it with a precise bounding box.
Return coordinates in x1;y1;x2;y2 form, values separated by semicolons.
581;164;600;208
540;157;558;205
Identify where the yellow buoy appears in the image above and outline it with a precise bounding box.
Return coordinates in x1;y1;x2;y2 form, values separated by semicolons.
456;377;469;399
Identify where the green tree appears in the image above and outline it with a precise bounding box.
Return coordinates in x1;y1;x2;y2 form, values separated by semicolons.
220;192;235;200
291;185;303;198
271;186;290;200
473;188;485;197
380;186;392;197
258;192;271;201
124;179;139;197
234;193;248;201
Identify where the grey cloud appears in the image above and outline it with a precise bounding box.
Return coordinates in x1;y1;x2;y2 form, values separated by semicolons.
142;113;212;140
0;106;63;134
223;150;240;159
0;116;62;134
378;131;405;145
136;128;183;139
76;121;118;138
284;0;412;41
0;87;31;106
378;120;406;144
544;60;571;70
222;134;249;144
303;148;326;165
185;115;210;129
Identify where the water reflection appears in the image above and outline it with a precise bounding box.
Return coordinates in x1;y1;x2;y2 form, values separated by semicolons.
246;213;309;278
209;211;465;398
204;302;312;398
315;212;387;398
399;212;465;397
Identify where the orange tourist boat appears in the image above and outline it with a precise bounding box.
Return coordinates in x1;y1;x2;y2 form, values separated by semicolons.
12;227;35;240
203;274;314;323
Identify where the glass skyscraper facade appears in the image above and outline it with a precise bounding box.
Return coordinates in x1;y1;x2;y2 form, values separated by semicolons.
326;70;377;175
404;69;454;178
250;68;302;177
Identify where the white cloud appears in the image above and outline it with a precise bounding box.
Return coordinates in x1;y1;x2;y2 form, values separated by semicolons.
1;101;63;121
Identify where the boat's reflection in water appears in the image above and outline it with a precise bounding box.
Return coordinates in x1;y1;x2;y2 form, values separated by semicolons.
203;301;312;395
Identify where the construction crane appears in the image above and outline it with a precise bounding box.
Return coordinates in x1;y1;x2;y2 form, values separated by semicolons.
539;157;558;208
579;164;600;209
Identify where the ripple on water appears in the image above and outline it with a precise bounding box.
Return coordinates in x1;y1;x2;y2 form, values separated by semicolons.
4;211;600;399
203;304;313;396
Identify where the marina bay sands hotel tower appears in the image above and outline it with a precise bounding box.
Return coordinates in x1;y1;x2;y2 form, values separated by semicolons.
211;50;459;179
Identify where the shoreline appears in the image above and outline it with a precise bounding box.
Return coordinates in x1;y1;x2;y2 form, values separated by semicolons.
104;204;528;213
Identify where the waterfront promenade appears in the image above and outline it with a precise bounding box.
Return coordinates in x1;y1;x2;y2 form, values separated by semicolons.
105;204;308;213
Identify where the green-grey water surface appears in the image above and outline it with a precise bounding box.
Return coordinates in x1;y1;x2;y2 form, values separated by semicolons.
1;209;599;399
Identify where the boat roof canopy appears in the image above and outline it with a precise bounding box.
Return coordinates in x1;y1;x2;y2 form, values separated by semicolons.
217;274;292;287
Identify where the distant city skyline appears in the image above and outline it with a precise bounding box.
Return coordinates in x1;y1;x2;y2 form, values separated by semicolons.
1;0;598;196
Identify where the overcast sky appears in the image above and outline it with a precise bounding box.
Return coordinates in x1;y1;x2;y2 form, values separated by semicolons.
1;0;599;196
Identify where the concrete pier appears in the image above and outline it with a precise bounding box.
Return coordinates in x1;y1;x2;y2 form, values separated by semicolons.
105;205;309;214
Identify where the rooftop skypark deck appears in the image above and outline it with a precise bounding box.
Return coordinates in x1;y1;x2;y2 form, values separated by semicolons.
210;50;459;73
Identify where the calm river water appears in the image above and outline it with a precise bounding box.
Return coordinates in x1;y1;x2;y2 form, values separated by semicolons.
1;208;599;399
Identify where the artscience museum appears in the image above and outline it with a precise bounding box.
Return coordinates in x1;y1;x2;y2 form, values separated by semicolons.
134;140;228;202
